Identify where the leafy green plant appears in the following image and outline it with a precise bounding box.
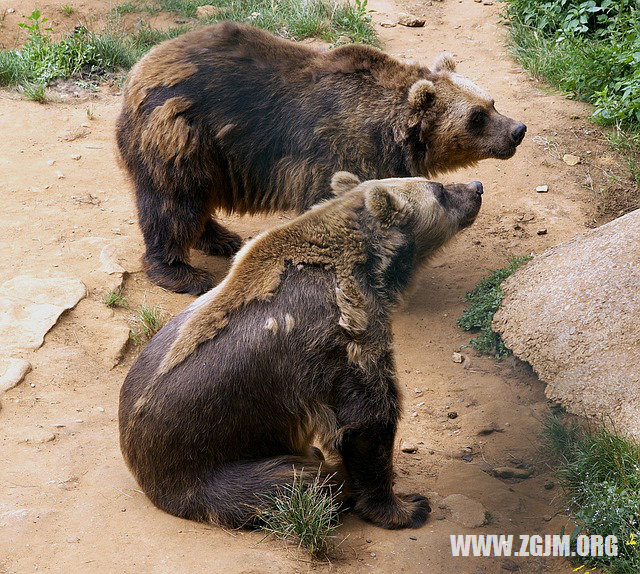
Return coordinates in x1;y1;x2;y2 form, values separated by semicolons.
259;471;342;557
457;256;532;358
544;416;640;573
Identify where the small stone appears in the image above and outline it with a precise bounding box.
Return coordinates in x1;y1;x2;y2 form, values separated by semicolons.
410;411;418;417
30;383;36;388
537;228;548;235
397;13;426;27
7;8;15;13
95;406;105;412
462;454;473;462
366;538;372;543
379;20;396;27
370;552;376;558
491;466;533;479
195;5;221;19
66;536;80;543
535;185;549;193
474;0;482;2
56;171;65;179
435;515;445;520
482;0;493;4
452;352;463;363
563;154;581;166
447;411;458;419
71;154;82;160
52;423;66;428
47;159;56;166
409;536;417;540
336;35;352;44
543;515;553;522
401;441;418;453
31;187;42;193
544;481;555;490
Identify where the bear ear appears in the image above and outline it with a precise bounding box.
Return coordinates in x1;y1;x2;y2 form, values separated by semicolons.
408;79;436;109
365;184;411;226
331;171;361;195
432;51;456;73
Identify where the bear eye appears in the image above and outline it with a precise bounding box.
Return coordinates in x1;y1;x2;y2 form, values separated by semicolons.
468;109;488;133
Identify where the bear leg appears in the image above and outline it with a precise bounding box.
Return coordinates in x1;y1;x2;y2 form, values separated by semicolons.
136;179;215;295
194;218;243;257
338;424;430;529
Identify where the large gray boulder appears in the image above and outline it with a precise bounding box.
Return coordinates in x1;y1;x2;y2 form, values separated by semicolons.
493;209;640;438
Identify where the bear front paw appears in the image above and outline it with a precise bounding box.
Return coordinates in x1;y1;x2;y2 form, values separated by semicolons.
355;492;430;529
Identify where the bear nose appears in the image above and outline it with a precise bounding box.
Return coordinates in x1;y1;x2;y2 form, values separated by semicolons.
470;181;483;195
511;123;527;145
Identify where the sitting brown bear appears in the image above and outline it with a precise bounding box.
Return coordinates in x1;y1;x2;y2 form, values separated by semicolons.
116;22;524;295
118;172;483;530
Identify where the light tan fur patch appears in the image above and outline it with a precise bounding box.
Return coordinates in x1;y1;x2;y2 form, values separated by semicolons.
140;97;196;165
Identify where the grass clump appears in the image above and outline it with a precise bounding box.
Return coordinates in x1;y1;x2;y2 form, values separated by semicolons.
130;303;165;345
102;287;129;308
503;0;640;213
259;471;342;557
113;0;378;45
61;4;76;16
544;416;640;573
457;255;532;358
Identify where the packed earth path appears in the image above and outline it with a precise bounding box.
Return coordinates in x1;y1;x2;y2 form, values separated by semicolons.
0;0;608;572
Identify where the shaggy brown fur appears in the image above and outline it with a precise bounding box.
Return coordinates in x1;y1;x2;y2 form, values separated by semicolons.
118;173;483;530
116;22;525;295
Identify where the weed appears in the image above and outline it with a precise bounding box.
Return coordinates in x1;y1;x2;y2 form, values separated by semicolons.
259;470;342;557
102;287;128;308
130;303;165;345
544;415;640;573
61;4;76;16
457;256;532;358
22;82;47;102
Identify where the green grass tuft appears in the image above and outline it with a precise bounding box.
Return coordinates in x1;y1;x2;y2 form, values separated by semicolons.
259;471;342;557
102;287;129;308
130;303;165;345
457;256;532;358
544;416;640;573
61;4;76;16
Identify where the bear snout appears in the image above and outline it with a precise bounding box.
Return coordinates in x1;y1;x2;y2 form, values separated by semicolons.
511;123;527;145
470;181;483;195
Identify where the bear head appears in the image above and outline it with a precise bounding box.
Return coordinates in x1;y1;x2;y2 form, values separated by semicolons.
402;52;526;176
332;171;483;260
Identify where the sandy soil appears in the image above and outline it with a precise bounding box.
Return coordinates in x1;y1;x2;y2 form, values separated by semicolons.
0;0;614;572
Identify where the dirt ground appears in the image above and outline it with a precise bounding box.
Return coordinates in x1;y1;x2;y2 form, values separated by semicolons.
0;0;616;572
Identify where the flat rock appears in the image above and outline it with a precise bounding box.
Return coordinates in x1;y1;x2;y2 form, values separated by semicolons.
379;20;397;27
535;185;549;193
491;466;532;479
16;428;57;444
0;358;31;392
442;494;488;528
493;209;640;438
397;13;426;27
99;243;126;275
0;276;86;351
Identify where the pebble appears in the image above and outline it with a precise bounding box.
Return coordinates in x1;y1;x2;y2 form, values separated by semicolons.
451;352;463;363
71;154;82;160
447;411;458;419
563;153;581;166
66;536;80;543
410;411;418;417
56;171;65;179
535;185;549;193
95;406;105;412
544;481;555;490
435;515;445;520
537;228;548;235
409;536;417;540
52;423;66;428
397;13;426;27
483;0;493;4
400;441;418;453
379;20;396;27
47;159;56;166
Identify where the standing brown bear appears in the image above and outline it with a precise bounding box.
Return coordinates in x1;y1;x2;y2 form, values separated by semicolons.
116;22;524;295
118;172;483;530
